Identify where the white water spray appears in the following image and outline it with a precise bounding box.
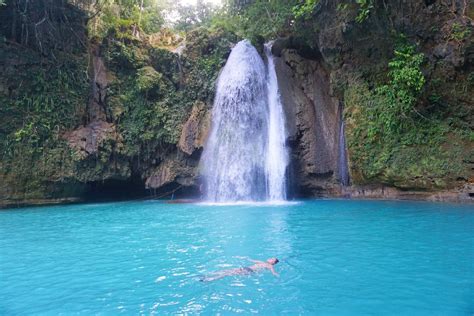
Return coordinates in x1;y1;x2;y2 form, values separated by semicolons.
201;40;288;202
338;119;350;186
264;43;288;201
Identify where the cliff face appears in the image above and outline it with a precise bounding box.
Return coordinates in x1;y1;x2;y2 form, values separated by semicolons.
271;0;473;201
0;1;235;206
1;1;473;206
273;47;342;196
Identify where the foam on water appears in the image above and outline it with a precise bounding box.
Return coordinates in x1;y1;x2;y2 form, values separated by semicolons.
198;200;300;207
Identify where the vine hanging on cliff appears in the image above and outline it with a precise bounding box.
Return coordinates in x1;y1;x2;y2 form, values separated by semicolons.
355;0;374;23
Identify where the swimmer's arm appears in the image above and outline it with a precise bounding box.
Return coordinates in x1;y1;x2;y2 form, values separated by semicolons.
247;258;265;264
270;266;279;277
236;256;264;264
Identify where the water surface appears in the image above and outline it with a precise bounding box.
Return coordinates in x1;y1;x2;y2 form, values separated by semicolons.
1;200;473;314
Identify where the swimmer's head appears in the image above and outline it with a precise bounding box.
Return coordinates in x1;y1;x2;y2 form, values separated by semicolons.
267;258;279;265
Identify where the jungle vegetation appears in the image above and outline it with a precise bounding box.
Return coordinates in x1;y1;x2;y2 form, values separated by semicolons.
0;0;472;201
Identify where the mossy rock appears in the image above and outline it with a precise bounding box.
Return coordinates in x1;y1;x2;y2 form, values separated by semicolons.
136;66;164;95
344;80;471;190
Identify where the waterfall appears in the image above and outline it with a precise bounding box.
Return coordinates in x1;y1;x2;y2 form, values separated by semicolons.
201;40;289;202
264;43;288;201
338;119;350;186
201;40;269;202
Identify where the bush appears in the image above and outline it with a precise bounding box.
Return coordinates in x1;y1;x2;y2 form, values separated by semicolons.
344;38;468;187
136;66;164;96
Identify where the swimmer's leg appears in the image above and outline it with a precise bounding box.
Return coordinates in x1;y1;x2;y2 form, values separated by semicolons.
199;268;243;282
200;275;222;282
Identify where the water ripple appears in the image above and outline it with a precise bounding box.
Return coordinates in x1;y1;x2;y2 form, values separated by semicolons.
0;200;473;314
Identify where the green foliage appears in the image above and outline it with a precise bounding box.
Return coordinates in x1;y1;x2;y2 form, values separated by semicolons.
136;66;163;93
450;22;471;41
104;27;233;159
207;0;373;47
370;40;425;136
354;0;374;23
170;0;219;31
345;82;466;186
105;42;181;154
0;43;89;199
337;3;349;12
119;93;185;152
468;72;474;85
292;0;319;20
105;39;149;69
87;0;165;40
344;38;470;187
209;0;297;45
2;57;88;153
335;0;374;23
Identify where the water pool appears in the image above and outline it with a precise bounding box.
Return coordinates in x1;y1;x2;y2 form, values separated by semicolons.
1;199;473;314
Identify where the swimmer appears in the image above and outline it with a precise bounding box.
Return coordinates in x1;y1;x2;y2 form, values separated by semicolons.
200;257;279;282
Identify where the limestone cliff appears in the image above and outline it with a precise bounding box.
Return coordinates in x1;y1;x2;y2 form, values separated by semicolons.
273;47;342;196
0;1;235;207
271;0;473;201
0;0;473;206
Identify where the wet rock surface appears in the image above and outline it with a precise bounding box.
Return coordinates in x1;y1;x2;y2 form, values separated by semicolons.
270;0;474;201
178;101;211;156
1;1;473;206
65;121;116;158
274;47;342;195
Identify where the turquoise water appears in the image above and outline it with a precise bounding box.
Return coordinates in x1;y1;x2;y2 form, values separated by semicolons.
1;200;473;315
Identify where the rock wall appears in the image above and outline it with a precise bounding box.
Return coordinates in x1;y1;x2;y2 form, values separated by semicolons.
269;0;474;201
0;16;234;207
273;47;342;196
1;1;473;206
139;30;234;197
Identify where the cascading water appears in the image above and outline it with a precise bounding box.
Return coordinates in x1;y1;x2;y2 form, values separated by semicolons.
202;40;269;202
338;119;350;186
264;43;288;201
201;40;289;202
